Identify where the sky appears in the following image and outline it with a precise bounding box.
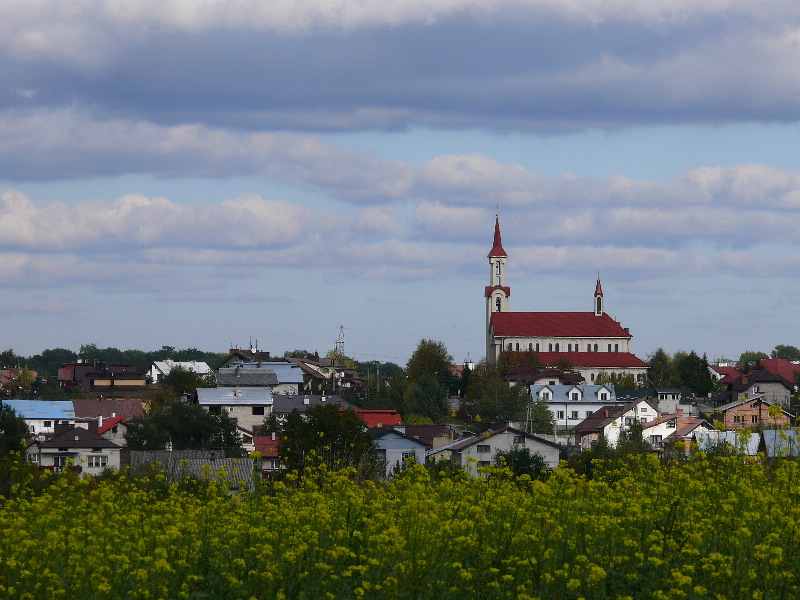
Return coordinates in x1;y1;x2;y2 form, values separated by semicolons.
1;0;800;367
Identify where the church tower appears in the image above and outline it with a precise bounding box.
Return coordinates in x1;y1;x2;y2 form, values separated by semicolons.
594;275;604;316
485;214;510;360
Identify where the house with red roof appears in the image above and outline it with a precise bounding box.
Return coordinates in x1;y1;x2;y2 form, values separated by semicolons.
484;215;648;384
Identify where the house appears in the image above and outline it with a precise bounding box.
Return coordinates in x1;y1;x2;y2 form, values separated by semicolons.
757;358;800;385
3;399;75;439
57;361;148;397
196;387;273;434
216;367;279;388
484;215;649;383
227;361;305;395
286;356;364;393
709;364;741;383
217;343;273;369
97;415;129;445
253;434;283;474
71;398;143;446
712;396;791;430
27;426;121;474
528;384;616;433
711;370;794;407
128;450;255;491
427;426;560;477
270;394;356;421
371;428;428;477
640;410;715;449
148;360;211;383
571;399;658;450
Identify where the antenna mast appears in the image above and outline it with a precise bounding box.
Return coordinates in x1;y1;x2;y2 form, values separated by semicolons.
334;325;345;356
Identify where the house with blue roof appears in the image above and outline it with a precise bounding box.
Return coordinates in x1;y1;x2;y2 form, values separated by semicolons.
3;400;75;439
528;384;618;432
196;387;273;435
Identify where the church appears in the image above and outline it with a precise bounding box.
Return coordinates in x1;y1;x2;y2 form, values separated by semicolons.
485;216;649;384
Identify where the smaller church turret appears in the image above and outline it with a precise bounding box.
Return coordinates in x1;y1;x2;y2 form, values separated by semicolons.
594;276;604;316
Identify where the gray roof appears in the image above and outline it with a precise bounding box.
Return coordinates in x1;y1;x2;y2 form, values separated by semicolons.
271;394;354;413
427;426;560;457
529;384;616;403
196;387;273;406
232;361;305;384
4;400;75;420
217;368;279;387
33;426;120;449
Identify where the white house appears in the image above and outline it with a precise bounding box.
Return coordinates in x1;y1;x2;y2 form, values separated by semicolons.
427;426;560;477
27;426;121;474
572;399;658;450
196;387;273;434
529;384;616;433
4;400;75;439
148;360;211;383
372;428;428;478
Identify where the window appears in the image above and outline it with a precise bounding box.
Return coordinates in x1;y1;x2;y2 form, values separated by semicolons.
555;343;560;352
528;343;533;351
571;392;579;401
30;425;35;433
401;451;416;461
513;435;525;444
88;456;107;468
208;406;221;415
649;435;662;445
252;406;265;416
227;406;235;413
535;343;540;352
43;420;52;428
590;373;596;381
570;411;579;419
733;415;742;423
608;344;612;352
614;343;619;352
515;343;519;351
586;411;593;418
53;455;69;467
476;444;490;453
507;343;512;351
548;343;553;351
478;461;491;468
600;392;608;401
568;344;572;352
752;415;759;423
28;454;39;464
624;417;632;425
557;411;565;419
667;419;677;429
752;386;760;393
496;298;502;312
594;344;598;352
640;407;647;413
541;392;550;400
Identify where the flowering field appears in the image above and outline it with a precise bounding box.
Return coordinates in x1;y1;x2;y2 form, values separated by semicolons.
0;456;798;599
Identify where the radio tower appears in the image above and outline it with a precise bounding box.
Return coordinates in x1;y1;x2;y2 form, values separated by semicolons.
334;325;345;356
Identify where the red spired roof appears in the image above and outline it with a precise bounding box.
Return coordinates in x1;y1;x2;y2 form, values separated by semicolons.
488;215;507;258
491;312;631;338
503;351;649;369
594;277;603;297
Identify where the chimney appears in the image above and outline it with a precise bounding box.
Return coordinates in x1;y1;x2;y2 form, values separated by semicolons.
321;395;326;402
98;415;104;429
303;396;310;405
271;431;276;441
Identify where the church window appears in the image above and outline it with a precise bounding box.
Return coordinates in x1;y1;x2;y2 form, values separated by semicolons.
614;343;618;352
594;344;598;352
590;373;595;381
528;343;532;351
515;343;519;351
496;297;501;312
535;343;539;351
596;297;602;314
555;343;560;352
548;343;553;351
568;344;572;352
507;343;512;351
608;344;612;352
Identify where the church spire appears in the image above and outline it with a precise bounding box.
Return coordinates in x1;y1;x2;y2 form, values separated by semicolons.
487;214;507;258
594;274;604;316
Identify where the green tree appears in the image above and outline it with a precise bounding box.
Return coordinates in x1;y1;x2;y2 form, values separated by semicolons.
405;372;450;422
324;349;357;371
525;401;555;435
737;350;769;370
674;351;716;396
161;366;213;396
495;446;549;480
646;348;680;387
124;403;242;456
0;349;23;369
406;339;452;386
464;363;528;424
278;404;379;478
771;345;800;361
0;404;29;457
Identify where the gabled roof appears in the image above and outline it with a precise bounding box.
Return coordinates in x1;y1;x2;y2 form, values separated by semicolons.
232;361;305;384
253;435;280;458
196;387;273;405
4;400;75;420
32;426;120;449
571;399;657;433
529;384;615;403
503;351;648;369
433;426;559;454
371;428;428;448
151;360;211;376
217;368;279;387
492;312;632;338
355;409;402;428
271;394;355;413
758;358;800;383
97;415;127;435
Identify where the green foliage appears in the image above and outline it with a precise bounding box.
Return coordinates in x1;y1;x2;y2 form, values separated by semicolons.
324;349;357;371
737;350;769;370
278;404;379;478
494;446;549;480
0;404;29;457
404;371;450;422
772;344;800;361
464;362;528;423
674;351;716;395
124;402;242;456
406;339;452;385
160;366;214;396
0;349;24;369
595;371;636;387
646;348;680;387
526;401;556;435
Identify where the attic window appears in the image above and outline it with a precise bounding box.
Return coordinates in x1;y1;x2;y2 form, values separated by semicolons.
476;444;490;453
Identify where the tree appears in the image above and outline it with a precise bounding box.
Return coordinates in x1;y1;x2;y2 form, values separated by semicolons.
124;403;242;456
495;446;549;479
324;349;357;371
772;345;800;362
525;401;555;435
737;350;769;370
674;351;716;396
161;366;213;397
0;349;23;369
646;348;680;388
0;404;29;457
463;363;528;424
405;372;450;422
278;404;379;478
406;339;452;386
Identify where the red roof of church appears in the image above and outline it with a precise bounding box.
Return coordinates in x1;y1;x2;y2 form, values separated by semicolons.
502;351;649;368
488;216;507;258
491;312;631;338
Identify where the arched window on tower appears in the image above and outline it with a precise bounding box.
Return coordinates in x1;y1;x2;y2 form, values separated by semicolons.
596;297;602;314
495;297;501;312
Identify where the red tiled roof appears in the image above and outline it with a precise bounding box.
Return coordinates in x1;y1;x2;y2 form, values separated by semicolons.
97;415;126;435
710;365;741;382
354;409;402;428
253;436;280;458
491;312;631;338
502;351;649;369
488;216;507;258
758;358;800;383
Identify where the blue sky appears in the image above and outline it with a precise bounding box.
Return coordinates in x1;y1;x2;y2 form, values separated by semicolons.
1;1;800;366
